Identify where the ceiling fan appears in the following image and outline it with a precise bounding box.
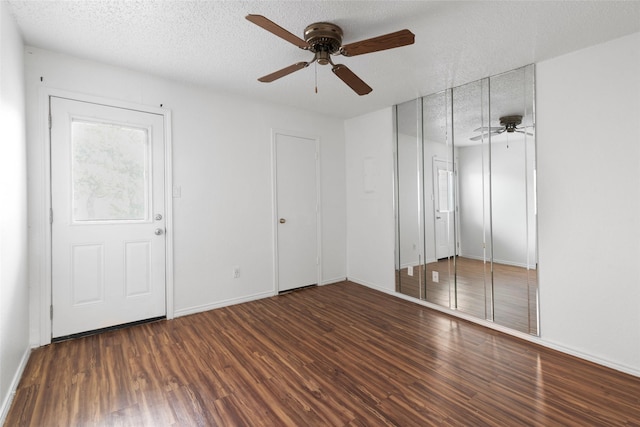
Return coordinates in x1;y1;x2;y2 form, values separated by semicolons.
469;115;534;141
246;15;415;95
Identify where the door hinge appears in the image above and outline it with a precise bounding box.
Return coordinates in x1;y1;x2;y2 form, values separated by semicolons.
48;113;52;130
49;208;53;224
50;305;53;320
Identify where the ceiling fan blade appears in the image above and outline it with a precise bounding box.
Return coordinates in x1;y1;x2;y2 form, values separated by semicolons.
258;62;309;83
246;15;310;49
473;126;503;132
515;130;535;136
469;131;501;141
340;29;415;57
332;64;372;95
469;134;487;141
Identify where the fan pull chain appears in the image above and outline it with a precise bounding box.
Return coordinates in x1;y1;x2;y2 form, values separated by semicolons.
314;62;318;94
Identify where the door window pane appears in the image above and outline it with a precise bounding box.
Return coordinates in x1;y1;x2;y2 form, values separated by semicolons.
71;120;149;221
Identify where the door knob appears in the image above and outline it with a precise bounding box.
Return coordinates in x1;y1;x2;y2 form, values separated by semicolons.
154;228;164;235
279;218;286;224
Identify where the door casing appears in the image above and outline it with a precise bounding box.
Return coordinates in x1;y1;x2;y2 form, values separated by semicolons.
38;88;174;345
271;129;322;293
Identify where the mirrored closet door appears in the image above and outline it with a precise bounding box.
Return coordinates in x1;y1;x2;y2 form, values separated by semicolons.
394;64;538;335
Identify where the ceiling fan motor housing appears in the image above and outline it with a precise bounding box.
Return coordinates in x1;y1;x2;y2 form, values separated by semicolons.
500;115;523;132
304;22;343;64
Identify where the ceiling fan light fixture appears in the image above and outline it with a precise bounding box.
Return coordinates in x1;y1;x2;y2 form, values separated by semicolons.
316;50;332;65
246;14;415;95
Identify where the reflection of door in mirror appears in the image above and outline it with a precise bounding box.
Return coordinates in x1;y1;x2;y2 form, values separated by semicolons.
434;159;455;260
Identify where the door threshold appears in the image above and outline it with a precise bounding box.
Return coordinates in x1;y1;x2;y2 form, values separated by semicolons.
278;284;317;295
52;316;166;343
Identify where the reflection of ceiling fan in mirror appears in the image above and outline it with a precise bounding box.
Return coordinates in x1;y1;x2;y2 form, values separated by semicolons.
470;115;534;141
245;15;415;95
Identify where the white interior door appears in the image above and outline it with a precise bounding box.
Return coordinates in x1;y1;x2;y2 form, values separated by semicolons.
51;97;166;338
434;159;456;259
275;132;319;292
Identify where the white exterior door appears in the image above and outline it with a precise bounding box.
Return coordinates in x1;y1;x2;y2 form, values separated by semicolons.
434;159;456;260
51;97;166;338
275;132;319;292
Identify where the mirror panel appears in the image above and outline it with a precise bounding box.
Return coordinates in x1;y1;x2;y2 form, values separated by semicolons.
395;99;423;298
453;78;493;320
489;65;538;334
422;90;454;308
394;64;538;336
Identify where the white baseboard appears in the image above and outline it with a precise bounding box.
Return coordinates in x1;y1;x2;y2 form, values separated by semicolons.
348;277;639;379
320;276;347;286
459;253;537;270
0;347;31;425
173;290;275;318
346;276;395;294
174;278;347;318
536;339;640;378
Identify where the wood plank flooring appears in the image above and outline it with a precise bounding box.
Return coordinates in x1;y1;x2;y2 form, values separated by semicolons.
6;281;640;426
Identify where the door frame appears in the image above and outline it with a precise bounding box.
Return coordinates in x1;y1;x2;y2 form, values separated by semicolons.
432;157;457;260
270;129;322;293
39;88;174;345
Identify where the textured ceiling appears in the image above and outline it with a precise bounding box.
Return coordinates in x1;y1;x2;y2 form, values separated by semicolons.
6;1;640;119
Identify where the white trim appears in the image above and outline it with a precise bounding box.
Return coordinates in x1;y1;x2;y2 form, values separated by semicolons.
320;276;347;286
458;252;537;270
271;129;322;293
0;348;30;425
163;109;175;320
38;87;174;345
38;86;52;346
173;290;275;318
349;277;640;378
270;131;279;294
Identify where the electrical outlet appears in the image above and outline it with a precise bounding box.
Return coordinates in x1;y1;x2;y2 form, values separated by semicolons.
432;271;439;283
233;266;240;279
407;265;414;276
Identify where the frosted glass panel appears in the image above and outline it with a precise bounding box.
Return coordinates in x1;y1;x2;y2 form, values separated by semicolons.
72;120;149;221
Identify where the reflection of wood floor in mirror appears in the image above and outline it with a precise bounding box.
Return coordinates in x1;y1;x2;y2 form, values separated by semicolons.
397;257;538;335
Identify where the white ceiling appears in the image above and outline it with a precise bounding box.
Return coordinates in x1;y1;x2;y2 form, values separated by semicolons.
6;1;640;119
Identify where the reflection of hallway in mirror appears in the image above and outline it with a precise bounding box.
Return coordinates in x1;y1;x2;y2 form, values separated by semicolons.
397;257;538;335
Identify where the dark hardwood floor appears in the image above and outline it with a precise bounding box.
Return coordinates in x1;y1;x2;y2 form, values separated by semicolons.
6;281;640;426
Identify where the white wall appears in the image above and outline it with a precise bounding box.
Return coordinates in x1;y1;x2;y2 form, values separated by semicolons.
0;1;30;420
25;48;346;343
346;32;640;375
537;32;640;373
345;108;395;291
